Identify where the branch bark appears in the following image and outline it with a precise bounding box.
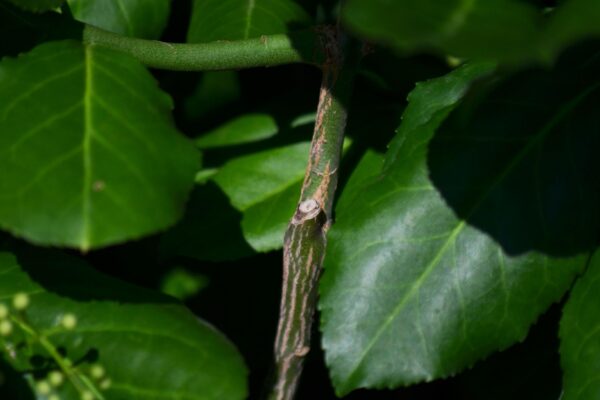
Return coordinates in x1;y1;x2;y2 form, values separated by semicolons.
83;25;325;71
266;27;360;400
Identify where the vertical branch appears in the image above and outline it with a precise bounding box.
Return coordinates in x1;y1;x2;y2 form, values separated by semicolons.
267;27;360;400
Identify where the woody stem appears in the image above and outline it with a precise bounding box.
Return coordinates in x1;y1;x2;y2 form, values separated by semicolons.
266;26;361;400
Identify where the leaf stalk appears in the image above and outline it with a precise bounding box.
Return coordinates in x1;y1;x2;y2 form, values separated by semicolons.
83;25;326;71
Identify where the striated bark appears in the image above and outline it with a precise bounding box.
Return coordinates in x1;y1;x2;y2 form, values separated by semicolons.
267;26;361;400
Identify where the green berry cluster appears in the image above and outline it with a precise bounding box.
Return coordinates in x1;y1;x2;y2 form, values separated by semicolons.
34;370;64;400
0;292;31;337
0;293;110;400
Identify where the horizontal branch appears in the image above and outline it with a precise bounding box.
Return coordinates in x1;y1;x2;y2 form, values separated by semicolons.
83;25;326;71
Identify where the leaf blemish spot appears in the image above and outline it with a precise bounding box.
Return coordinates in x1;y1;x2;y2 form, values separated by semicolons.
92;180;106;192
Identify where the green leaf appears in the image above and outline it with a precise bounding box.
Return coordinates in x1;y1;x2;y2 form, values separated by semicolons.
6;0;63;12
289;112;316;129
545;0;600;57
342;0;600;64
161;267;209;300
195;167;219;184
182;142;309;255
67;0;170;39
165;131;338;257
212;141;321;252
319;61;594;395
213;141;309;211
343;0;542;63
241;181;300;252
0;248;247;400
330;149;384;215
0;41;199;250
163;139;333;257
196;113;278;149
213;138;351;253
187;0;311;43
560;250;600;400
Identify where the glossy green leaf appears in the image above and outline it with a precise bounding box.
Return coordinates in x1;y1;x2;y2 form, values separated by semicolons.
560;250;600;400
0;248;247;400
330;149;384;214
196;113;278;149
0;41;199;250
187;0;311;43
342;0;600;64
67;0;170;39
6;0;63;12
320;61;595;395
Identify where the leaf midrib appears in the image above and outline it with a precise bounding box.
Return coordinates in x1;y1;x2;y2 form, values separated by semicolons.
81;45;93;251
115;0;134;36
243;0;256;39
